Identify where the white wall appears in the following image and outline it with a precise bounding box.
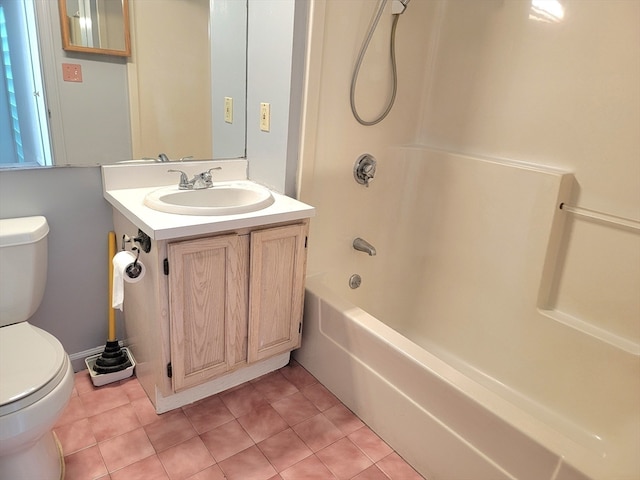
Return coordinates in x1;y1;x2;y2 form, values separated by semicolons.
299;0;639;371
298;3;639;475
0;167;116;366
418;0;640;349
211;0;247;159
420;0;639;219
246;0;305;195
299;0;438;272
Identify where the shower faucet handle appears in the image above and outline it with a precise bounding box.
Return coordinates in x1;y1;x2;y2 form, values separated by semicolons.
354;154;377;187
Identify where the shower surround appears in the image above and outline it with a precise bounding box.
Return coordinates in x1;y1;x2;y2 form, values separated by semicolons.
296;1;640;479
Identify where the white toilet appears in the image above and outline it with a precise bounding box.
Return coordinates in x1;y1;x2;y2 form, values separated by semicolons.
0;216;74;480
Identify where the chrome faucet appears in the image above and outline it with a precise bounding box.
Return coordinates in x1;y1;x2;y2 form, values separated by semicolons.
168;167;222;190
155;153;193;162
353;237;377;256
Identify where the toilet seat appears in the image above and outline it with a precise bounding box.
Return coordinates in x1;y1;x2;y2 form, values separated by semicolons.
0;322;68;416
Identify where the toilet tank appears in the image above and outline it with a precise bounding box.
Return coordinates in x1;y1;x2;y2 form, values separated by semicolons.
0;216;49;327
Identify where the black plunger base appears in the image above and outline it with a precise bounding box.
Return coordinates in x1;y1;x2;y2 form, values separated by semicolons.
93;340;132;374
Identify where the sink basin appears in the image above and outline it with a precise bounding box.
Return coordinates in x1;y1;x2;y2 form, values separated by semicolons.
144;183;275;215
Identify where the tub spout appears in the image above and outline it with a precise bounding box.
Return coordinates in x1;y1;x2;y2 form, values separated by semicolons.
353;237;377;256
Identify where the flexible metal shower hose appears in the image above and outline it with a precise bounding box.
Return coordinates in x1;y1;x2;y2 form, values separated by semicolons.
350;0;401;126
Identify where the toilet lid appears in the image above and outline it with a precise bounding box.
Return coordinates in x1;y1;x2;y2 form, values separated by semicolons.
0;322;66;411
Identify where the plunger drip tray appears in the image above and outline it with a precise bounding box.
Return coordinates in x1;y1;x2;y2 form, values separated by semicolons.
85;347;136;386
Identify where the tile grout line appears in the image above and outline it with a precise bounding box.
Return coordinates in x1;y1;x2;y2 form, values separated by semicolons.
59;365;422;480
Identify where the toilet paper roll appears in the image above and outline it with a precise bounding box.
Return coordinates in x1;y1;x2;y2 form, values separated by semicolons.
112;251;146;310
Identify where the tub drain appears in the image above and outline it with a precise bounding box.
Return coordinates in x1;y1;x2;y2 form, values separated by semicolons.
349;274;362;289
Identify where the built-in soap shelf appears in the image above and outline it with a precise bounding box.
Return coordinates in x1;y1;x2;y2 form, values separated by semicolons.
539;202;640;356
539;308;639;356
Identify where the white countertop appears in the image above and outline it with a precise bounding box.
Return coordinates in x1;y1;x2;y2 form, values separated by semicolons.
102;161;315;240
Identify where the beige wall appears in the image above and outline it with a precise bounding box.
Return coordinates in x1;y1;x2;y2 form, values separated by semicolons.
128;0;212;160
97;0;126;50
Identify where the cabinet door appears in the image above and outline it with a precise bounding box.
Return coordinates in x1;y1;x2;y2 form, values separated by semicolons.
168;234;248;392
248;223;308;363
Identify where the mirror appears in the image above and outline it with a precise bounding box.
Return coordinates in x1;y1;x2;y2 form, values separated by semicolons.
58;0;131;57
4;0;298;169
127;0;246;160
48;0;246;164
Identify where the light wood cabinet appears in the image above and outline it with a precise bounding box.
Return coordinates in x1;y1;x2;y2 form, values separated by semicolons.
248;224;307;363
167;222;307;392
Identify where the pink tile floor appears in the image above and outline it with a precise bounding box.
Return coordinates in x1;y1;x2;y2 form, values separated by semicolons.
54;360;424;480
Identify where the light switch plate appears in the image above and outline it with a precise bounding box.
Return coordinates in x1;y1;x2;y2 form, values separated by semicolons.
224;97;233;123
260;102;270;132
62;63;82;82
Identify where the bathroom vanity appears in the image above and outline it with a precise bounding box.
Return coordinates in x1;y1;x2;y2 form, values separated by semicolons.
101;160;314;412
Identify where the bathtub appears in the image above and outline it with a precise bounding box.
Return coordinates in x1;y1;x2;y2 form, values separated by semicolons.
294;148;640;480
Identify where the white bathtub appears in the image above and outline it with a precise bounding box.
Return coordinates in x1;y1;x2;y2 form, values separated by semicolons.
295;148;640;480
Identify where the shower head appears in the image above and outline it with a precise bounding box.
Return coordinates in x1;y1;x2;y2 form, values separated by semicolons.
391;0;411;15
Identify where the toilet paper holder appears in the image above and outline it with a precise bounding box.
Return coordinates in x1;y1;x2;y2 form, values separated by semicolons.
121;229;151;253
121;229;151;280
125;247;143;279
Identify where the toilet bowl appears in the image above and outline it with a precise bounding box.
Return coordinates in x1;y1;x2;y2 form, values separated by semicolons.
0;216;74;480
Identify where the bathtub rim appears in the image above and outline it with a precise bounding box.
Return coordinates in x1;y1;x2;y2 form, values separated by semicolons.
303;273;638;480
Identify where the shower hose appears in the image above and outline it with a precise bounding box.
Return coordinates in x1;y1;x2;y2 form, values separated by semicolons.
350;0;401;126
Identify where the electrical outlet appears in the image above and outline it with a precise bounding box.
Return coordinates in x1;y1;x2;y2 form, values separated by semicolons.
62;63;82;82
224;97;233;123
260;102;270;132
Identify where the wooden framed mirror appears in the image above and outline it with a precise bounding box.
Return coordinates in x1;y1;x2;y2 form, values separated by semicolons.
58;0;131;57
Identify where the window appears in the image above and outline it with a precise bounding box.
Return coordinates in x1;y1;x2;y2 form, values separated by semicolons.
0;0;52;167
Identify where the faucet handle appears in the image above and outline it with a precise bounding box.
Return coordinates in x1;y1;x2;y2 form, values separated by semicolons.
354;154;377;187
168;169;191;189
197;167;222;187
192;167;221;189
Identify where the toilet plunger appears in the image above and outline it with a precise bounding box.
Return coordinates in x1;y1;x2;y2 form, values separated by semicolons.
93;231;132;374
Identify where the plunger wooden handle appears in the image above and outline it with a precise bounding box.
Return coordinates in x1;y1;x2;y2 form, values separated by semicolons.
108;231;116;342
